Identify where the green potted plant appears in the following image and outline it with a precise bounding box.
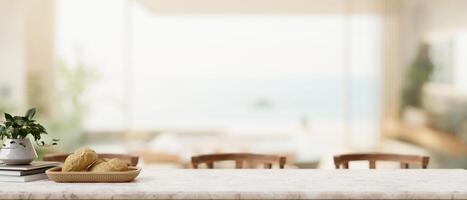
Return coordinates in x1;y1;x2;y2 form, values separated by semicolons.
400;43;434;126
0;108;57;165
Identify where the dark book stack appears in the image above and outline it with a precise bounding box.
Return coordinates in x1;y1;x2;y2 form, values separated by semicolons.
0;161;60;182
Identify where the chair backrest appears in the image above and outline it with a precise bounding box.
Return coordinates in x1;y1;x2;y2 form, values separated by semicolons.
191;153;286;169
43;153;139;166
333;153;429;169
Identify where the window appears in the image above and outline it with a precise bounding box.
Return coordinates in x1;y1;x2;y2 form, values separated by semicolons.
55;1;381;145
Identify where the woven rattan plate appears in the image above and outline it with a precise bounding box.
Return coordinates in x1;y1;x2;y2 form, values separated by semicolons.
46;166;141;183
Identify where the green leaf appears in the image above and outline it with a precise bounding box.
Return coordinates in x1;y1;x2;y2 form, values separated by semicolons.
4;113;13;121
25;108;36;120
15;119;25;126
11;128;19;139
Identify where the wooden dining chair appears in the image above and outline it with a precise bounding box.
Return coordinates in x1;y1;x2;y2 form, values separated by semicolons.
191;153;286;169
43;153;139;166
333;153;430;169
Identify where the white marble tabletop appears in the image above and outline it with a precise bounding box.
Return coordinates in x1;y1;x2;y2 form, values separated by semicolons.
1;169;467;199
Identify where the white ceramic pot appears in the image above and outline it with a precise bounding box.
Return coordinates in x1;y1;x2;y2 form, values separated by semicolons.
0;138;38;165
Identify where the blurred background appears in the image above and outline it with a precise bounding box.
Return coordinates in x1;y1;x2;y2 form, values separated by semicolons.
1;0;467;168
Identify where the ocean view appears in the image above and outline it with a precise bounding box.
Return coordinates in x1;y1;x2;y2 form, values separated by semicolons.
127;77;380;130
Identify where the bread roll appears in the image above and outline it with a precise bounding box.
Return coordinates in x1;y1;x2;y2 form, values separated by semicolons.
62;148;98;172
89;158;129;172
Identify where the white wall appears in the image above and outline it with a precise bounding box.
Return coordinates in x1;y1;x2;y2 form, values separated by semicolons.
0;0;26;105
420;0;467;91
424;0;467;33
